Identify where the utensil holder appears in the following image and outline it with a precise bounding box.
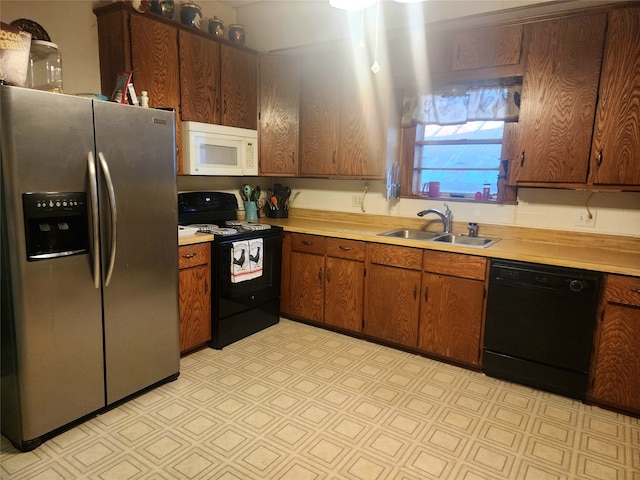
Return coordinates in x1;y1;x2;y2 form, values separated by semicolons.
244;201;258;221
266;208;288;218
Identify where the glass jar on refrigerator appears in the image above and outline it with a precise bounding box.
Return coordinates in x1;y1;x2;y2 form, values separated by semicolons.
27;40;63;93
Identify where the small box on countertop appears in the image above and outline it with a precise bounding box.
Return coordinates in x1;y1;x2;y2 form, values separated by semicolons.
0;22;32;87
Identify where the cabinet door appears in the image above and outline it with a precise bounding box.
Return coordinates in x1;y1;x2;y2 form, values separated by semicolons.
337;57;385;178
589;6;640;186
299;51;340;176
220;44;258;130
514;14;606;183
364;264;421;347
259;54;299;176
179;29;220;124
325;256;364;332
178;244;211;353
129;14;182;174
450;25;522;71
418;273;484;366
591;304;640;414
289;251;325;322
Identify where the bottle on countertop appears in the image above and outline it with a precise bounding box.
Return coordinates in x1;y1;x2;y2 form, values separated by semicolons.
140;90;149;108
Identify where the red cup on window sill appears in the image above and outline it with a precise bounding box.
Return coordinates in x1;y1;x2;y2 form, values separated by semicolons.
427;181;440;197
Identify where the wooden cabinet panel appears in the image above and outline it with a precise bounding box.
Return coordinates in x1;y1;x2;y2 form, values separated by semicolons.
221;44;258;130
514;13;606;183
259;54;299;176
418;273;485;366
178;243;211;353
450;25;522;71
364;263;421;347
280;232;292;315
129;15;180;112
291;233;326;255
423;250;487;281
299;51;340;176
325;256;364;332
289;250;325;322
604;274;640;307
368;243;422;270
326;238;365;261
179;29;220;124
179;243;210;269
589;6;640;186
591;304;640;414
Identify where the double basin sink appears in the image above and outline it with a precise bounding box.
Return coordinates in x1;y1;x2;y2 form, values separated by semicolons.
377;229;500;248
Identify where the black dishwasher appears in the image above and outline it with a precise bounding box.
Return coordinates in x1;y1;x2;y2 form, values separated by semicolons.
483;260;601;400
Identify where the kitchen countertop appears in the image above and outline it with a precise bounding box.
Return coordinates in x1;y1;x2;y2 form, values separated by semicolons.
179;209;640;277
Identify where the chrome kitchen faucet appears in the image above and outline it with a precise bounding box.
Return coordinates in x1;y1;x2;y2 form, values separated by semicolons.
417;203;452;233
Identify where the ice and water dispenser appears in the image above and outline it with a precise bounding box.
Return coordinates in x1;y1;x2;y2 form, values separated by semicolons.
22;192;89;260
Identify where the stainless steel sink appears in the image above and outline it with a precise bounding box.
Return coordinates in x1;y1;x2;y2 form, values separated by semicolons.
432;234;500;248
377;229;443;241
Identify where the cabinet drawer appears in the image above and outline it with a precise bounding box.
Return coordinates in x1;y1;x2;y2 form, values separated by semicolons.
604;274;640;307
423;250;487;281
179;243;210;269
368;243;422;270
291;233;326;255
326;238;365;261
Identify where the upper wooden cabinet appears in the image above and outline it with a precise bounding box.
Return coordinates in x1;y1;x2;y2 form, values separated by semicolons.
95;6;182;170
510;13;606;184
259;54;300;176
179;29;220;124
588;6;640;186
450;25;523;71
299;49;386;178
221;44;258;130
419;24;525;85
94;2;259;172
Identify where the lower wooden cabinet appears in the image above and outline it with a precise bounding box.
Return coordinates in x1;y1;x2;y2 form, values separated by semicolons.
178;243;211;354
589;274;640;415
288;234;326;322
285;234;365;332
324;238;365;331
364;244;422;347
418;251;487;367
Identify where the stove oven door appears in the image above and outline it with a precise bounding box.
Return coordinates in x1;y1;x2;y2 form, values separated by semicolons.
213;230;282;328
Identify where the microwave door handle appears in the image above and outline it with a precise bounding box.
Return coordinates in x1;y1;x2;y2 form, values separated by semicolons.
98;152;117;287
87;152;100;289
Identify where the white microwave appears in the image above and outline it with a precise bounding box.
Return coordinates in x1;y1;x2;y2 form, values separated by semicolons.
182;121;258;176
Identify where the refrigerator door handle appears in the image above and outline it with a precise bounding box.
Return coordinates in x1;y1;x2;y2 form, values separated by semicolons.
87;152;101;288
98;152;117;287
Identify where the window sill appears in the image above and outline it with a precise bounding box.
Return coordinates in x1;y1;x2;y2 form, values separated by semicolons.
407;194;499;204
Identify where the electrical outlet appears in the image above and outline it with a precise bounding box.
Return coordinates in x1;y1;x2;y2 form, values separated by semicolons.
575;209;597;227
352;195;363;207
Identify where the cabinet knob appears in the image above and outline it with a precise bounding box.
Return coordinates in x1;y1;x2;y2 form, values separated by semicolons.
520;150;525;167
596;149;603;168
182;253;196;258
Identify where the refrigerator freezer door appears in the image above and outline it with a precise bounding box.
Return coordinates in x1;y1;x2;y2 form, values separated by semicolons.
93;102;180;404
1;87;105;445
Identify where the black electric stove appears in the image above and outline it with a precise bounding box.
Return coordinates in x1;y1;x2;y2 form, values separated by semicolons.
178;192;283;349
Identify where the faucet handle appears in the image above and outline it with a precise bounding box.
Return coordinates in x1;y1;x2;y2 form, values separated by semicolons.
443;202;451;214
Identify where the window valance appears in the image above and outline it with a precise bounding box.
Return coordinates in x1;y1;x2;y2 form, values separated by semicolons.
402;80;522;126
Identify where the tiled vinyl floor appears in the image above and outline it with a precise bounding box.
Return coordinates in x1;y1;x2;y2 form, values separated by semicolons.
2;319;639;480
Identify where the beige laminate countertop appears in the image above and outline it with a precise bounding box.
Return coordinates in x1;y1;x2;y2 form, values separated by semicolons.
179;211;640;277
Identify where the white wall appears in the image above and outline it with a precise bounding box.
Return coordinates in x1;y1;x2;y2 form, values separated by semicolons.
3;1;639;237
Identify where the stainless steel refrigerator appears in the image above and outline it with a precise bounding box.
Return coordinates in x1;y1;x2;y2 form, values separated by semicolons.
1;86;180;451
